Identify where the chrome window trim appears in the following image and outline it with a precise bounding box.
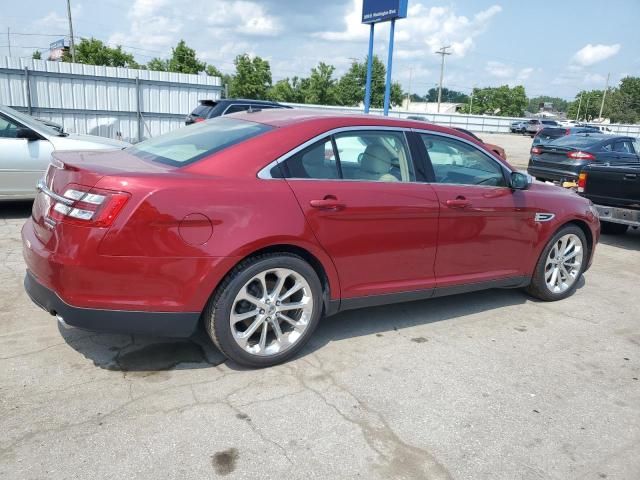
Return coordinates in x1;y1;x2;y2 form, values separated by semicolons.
257;125;514;182
222;103;253;116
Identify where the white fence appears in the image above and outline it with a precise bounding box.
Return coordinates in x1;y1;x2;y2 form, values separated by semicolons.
0;57;222;143
284;102;640;136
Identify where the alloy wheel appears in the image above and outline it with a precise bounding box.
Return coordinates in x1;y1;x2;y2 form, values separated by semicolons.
544;233;583;294
229;268;314;357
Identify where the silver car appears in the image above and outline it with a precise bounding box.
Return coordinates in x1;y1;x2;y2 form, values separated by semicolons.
0;105;129;200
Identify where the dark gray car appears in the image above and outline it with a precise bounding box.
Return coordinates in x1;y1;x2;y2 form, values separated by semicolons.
528;134;640;183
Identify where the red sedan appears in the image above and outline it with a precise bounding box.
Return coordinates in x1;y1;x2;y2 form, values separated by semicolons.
22;110;600;367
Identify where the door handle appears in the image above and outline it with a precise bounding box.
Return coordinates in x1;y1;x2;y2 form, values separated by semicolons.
310;196;345;211
624;173;637;180
446;197;470;209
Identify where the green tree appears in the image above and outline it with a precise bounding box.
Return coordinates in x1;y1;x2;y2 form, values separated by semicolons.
147;57;168;71
526;96;569;113
566;90;603;121
32;51;42;60
461;85;527;116
228;54;272;99
205;64;223;78
425;87;469;104
300;62;338;105
335;56;403;108
62;38;139;68
267;77;305;103
605;77;640;124
166;40;206;74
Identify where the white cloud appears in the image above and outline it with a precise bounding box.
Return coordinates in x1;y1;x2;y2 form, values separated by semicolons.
571;43;621;67
207;1;281;37
317;0;502;58
485;62;535;83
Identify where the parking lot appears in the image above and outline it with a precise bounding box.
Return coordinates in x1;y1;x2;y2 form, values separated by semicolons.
1;136;639;479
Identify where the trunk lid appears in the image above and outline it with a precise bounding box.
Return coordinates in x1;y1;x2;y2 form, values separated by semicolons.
32;149;175;245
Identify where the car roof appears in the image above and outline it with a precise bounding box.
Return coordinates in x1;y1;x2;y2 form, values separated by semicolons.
231;108;469;133
200;98;284;105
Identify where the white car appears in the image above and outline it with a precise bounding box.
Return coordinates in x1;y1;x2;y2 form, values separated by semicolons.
0;105;129;200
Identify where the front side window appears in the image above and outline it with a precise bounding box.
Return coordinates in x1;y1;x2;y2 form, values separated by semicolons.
0;115;20;138
129;117;271;166
613;141;633;154
421;134;507;187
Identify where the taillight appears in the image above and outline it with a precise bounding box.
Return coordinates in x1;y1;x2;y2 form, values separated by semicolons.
531;147;542;155
49;185;130;227
565;129;571;136
194;118;205;123
567;151;595;161
578;172;588;193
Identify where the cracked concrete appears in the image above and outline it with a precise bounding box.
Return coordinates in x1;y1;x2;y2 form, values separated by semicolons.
1;200;639;480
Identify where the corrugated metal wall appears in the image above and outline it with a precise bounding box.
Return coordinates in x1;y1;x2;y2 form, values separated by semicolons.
0;57;222;143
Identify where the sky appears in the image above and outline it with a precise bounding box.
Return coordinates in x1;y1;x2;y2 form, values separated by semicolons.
3;0;640;100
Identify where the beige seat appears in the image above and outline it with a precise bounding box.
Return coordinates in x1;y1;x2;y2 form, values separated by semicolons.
360;144;399;182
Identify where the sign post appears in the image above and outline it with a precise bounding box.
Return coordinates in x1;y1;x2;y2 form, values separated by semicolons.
361;0;408;115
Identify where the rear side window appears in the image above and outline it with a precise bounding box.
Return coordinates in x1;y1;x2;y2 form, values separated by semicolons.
279;138;339;179
129;117;271;166
0;115;20;138
613;141;634;153
224;104;251;115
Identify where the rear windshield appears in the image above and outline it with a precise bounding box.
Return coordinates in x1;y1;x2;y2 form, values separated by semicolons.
128;117;272;166
549;135;604;148
541;120;557;125
191;104;215;117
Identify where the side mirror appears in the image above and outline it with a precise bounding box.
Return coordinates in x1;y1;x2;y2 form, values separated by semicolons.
16;127;41;141
510;171;532;190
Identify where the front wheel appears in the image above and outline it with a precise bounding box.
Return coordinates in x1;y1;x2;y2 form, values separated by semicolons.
525;225;588;302
204;253;323;368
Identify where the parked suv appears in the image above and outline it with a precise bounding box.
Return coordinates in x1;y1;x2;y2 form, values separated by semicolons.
185;99;291;125
532;126;599;146
526;119;561;137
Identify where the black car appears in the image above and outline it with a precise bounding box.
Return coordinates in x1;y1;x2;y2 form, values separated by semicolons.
532;126;599;146
185;99;291;125
528;134;640;184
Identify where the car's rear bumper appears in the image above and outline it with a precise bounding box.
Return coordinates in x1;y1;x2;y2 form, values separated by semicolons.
594;204;640;227
527;165;580;182
24;270;200;337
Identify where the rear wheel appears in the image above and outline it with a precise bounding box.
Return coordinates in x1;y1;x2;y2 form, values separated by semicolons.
600;221;628;235
526;225;588;302
204;253;323;368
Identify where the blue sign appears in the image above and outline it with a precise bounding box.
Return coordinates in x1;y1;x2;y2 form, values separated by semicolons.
362;0;408;24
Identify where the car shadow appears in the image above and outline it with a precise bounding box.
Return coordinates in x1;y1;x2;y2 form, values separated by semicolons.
0;200;33;219
599;227;640;251
60;287;535;373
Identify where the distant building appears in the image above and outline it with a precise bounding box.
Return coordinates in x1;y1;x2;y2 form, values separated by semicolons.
401;99;462;114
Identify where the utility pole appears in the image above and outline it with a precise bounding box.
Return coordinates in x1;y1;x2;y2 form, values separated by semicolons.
406;67;413;109
575;91;583;121
469;85;475;114
584;96;591;121
7;27;11;57
435;46;452;113
598;72;610;122
66;0;76;62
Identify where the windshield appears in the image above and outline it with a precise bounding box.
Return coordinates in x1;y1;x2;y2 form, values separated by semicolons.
0;105;63;137
128;117;272;166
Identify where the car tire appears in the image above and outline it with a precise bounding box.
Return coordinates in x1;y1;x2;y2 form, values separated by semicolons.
600;221;628;235
203;253;324;368
525;225;588;302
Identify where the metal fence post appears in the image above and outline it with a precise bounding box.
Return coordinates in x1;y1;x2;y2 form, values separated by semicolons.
24;67;32;115
135;77;142;142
